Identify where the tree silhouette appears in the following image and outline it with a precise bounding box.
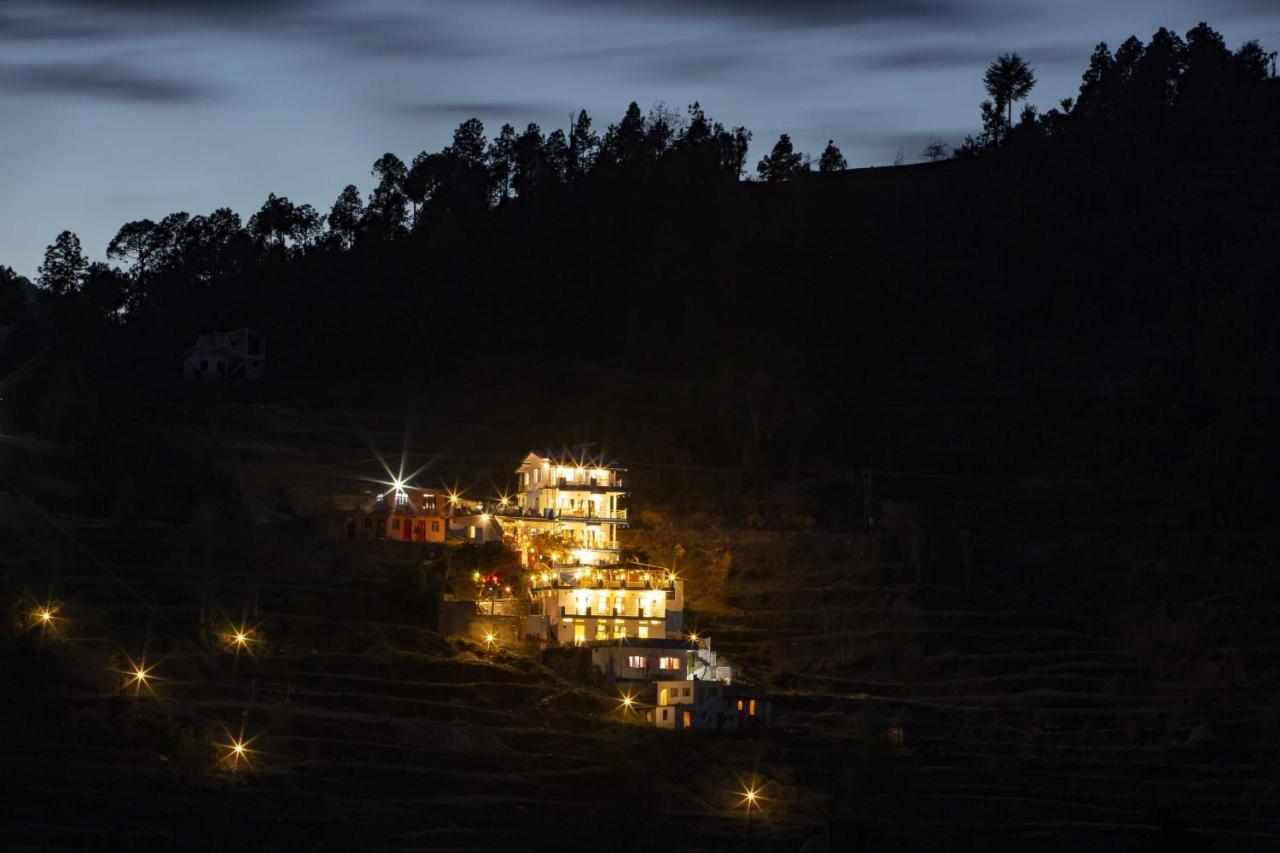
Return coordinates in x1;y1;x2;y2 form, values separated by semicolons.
38;231;88;296
447;118;487;170
0;265;31;327
818;140;847;172
404;152;433;226
512;123;548;200
983;52;1036;144
107;220;162;285
80;261;128;317
365;153;408;236
248;194;320;250
487;124;518;204
600;102;646;169
326;185;363;250
920;138;950;161
757;133;807;181
566;110;598;179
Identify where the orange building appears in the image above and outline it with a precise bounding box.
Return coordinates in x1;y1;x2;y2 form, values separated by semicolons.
328;486;447;543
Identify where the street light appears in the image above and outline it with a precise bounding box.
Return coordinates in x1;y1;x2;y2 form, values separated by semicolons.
123;656;156;698
219;724;257;772
737;779;765;830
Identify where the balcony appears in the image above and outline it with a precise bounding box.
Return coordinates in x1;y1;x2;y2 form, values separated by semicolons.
528;567;676;592
490;506;627;523
553;476;624;490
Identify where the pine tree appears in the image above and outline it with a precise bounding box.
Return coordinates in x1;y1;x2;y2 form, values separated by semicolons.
37;231;88;296
818;140;847;172
756;133;807;181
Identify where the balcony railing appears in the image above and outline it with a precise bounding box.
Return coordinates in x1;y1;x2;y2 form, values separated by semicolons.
490;506;627;522
551;476;624;490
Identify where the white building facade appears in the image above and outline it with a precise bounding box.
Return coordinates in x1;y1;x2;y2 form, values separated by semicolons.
496;452;628;567
183;328;265;380
524;564;684;645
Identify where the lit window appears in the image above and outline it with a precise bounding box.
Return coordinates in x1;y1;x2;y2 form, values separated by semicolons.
749;699;757;716
637;625;649;639
658;657;679;670
627;656;647;669
736;700;744;711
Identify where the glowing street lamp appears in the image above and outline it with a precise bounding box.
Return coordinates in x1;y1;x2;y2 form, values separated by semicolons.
29;601;61;633
222;620;258;656
737;780;765;828
219;724;257;772
122;656;156;698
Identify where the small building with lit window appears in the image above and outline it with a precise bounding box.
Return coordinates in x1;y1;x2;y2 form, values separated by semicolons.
493;451;628;566
524;564;684;644
588;637;699;682
648;681;770;732
328;485;446;543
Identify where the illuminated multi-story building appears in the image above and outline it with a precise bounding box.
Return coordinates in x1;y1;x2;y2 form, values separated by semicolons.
495;451;628;567
524;563;684;644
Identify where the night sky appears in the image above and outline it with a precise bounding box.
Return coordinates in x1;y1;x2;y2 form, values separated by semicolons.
2;0;1276;279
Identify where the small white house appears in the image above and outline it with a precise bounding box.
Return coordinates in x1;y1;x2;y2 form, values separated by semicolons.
183;328;265;380
588;637;699;682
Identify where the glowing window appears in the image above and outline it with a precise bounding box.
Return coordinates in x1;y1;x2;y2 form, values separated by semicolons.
658;657;679;670
736;700;744;711
627;655;647;669
637;625;649;639
749;699;757;716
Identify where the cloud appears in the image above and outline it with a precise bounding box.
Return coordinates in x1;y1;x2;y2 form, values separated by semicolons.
0;61;218;103
0;9;119;41
543;0;1014;28
846;40;1090;72
0;1;477;60
394;100;565;125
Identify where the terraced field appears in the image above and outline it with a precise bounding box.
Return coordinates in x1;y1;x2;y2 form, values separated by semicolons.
634;519;1280;851
2;526;811;852
5;402;1278;851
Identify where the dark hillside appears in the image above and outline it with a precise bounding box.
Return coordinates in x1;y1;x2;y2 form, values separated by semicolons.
3;22;1280;852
